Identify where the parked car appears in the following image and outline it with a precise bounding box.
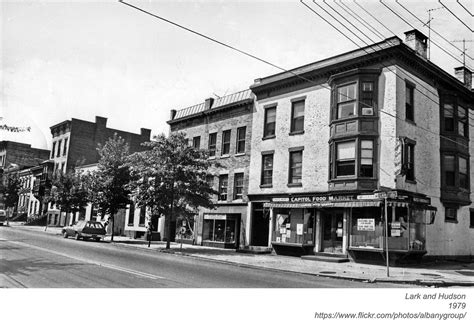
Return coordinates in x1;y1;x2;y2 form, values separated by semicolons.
62;220;106;241
0;209;6;226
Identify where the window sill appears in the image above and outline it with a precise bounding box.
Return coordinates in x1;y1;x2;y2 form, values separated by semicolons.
260;184;273;188
262;135;276;140
127;224;134;226
138;224;145;227
289;130;304;136
405;119;416;126
220;154;230;159
234;152;246;157
444;219;458;224
208;156;216;160
287;183;302;188
405;179;417;184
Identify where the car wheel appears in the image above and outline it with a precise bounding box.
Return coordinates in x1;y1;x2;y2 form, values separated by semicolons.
62;230;68;238
75;233;80;240
94;238;100;242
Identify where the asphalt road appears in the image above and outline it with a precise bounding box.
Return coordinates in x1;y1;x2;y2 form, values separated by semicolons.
1;226;406;288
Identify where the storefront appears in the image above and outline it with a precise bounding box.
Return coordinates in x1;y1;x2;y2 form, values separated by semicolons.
198;212;242;249
259;191;436;261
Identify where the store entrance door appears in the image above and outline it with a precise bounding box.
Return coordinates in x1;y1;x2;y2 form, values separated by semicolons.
322;211;343;253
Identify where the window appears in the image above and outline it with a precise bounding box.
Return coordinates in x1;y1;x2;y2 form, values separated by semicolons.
208;133;217;157
443;103;455;132
443;154;456;186
61;162;65;173
459;157;468;189
470;209;474;228
337;84;356;119
128;202;135;225
222;130;231;155
290;100;305;133
203;215;237;243
139;207;146;226
63;138;68;156
263;107;276;138
236;127;246;153
458;106;468;137
206;175;214;190
192;136;201;149
404;142;415;181
445;206;457;222
289;150;303;185
57;140;62;157
361;82;374;115
218;175;228;201
360;140;374;177
261;153;274;186
405;83;414;121
234;173;244;200
336;141;355;176
51;142;56;159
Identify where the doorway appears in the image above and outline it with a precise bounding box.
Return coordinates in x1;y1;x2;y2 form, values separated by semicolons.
251;203;269;246
322;211;344;253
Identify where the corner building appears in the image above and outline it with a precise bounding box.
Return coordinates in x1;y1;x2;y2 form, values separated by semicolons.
167;90;254;249
248;30;473;261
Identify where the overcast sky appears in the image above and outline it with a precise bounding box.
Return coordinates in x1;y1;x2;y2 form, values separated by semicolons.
1;0;472;150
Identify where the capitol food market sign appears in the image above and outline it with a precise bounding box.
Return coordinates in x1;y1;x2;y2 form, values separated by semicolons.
272;195;355;203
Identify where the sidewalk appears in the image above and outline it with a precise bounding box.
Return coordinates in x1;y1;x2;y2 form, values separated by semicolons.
13;224;474;287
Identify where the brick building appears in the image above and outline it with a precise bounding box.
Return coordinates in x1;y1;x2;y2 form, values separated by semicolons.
47;116;151;226
247;30;473;261
0;141;49;170
166;90;254;248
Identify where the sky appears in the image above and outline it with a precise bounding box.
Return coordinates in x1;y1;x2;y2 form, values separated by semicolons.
1;0;473;150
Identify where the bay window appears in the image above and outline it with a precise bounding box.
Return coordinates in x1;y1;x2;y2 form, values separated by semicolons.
459;157;468;189
360;140;374;177
336;141;355;176
337;84;356;119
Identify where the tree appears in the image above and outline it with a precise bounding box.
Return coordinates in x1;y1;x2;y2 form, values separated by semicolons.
128;132;218;249
46;169;89;226
87;134;132;242
0;171;21;219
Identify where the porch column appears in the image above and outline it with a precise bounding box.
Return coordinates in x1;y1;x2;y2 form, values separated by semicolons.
314;210;322;253
267;207;274;248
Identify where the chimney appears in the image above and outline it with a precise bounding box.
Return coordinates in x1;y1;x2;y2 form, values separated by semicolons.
140;128;151;140
170;109;177;120
204;97;214;111
95;116;107;127
454;66;472;90
404;29;428;59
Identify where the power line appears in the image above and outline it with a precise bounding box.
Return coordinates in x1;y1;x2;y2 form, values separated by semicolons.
335;0;385;40
396;1;474;62
119;0;472;149
353;0;393;36
457;0;473;17
439;0;474;32
380;0;474;71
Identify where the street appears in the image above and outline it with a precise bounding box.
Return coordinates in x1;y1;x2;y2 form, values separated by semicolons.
0;226;407;288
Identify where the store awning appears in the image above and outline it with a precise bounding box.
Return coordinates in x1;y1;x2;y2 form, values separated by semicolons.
263;200;382;208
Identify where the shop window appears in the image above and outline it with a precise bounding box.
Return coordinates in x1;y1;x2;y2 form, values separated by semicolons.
208;133;217;157
337;83;356;119
336;141;355;176
470;209;474;228
128;202;135;225
404;142;415;181
360;140;374;177
361;82;374;115
203;216;237;243
233;173;244;200
288;150;303;185
261;153;274;186
405;83;414;122
290;100;305;133
459;157;468;189
445;206;457;222
272;208;314;245
139;206;146;226
51;142;56;159
218;175;228;201
221;130;231;155
263;107;276;138
192;136;201;149
57;140;62;157
236;126;246;153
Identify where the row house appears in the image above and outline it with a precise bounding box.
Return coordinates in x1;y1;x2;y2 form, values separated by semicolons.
166;90;254;248
247;30;473;261
47;116;151;227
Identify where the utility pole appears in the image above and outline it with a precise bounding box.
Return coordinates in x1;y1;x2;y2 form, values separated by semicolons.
423;7;444;60
452;39;473;66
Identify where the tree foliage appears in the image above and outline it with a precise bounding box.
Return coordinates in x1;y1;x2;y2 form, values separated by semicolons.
86;133;132;241
128;132;218;248
0;172;21;211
